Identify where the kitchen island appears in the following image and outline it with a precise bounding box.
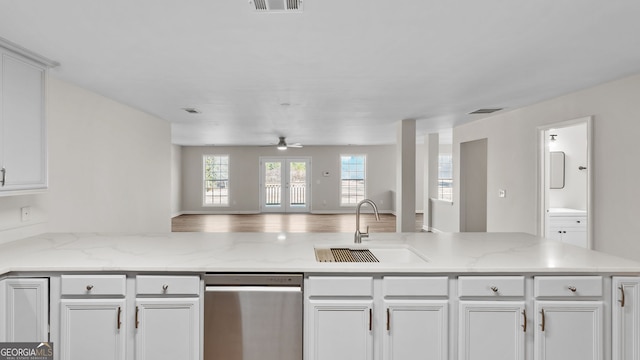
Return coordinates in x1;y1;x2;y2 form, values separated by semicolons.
1;231;639;274
1;231;639;360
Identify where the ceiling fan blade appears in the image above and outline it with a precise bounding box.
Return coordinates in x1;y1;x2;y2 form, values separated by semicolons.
288;143;303;148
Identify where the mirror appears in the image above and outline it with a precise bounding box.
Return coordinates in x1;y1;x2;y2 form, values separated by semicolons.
549;151;565;189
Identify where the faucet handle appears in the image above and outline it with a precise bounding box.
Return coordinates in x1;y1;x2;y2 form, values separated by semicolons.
360;226;370;240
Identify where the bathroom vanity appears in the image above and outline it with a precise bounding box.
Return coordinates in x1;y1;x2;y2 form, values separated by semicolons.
0;232;639;360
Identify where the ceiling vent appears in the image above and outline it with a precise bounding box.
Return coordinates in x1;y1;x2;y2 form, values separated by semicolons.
182;107;201;114
251;0;303;13
469;108;503;115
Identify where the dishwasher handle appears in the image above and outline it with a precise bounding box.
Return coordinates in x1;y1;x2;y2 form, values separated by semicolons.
205;273;303;287
206;286;301;292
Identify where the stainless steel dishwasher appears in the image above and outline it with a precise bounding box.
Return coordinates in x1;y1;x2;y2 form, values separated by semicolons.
204;273;303;360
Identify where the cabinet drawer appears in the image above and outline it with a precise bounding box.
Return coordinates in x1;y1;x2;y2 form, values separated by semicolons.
383;276;448;297
305;276;373;297
458;276;525;297
136;275;200;295
61;275;126;296
549;216;587;229
534;276;602;297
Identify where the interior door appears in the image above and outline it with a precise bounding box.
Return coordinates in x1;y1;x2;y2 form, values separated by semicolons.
460;138;488;232
261;157;310;213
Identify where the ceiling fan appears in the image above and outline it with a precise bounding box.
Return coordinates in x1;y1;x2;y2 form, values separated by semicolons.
276;136;303;150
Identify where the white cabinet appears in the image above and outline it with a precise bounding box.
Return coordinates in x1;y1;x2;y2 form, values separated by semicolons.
534;276;603;360
384;300;448;360
0;278;48;342
60;299;126;360
382;276;448;360
135;298;200;360
135;275;200;360
0;46;47;193
612;277;640;360
59;275;126;360
307;299;374;360
546;209;587;248
534;301;603;360
305;276;449;360
458;276;526;360
458;301;526;360
306;276;374;360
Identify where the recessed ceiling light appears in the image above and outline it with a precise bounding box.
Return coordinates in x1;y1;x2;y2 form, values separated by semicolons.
469;108;503;115
182;108;201;114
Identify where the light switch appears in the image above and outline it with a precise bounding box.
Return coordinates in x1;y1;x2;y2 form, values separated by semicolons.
498;189;506;198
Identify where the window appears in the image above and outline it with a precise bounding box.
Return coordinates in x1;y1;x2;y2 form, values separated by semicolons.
203;155;229;206
340;155;366;205
438;154;453;202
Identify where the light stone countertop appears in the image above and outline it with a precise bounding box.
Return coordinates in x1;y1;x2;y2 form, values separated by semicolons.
1;232;640;275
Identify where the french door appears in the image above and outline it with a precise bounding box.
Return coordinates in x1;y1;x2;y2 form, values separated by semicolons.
260;157;311;213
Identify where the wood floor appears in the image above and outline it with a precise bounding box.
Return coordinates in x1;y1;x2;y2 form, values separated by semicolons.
172;213;425;233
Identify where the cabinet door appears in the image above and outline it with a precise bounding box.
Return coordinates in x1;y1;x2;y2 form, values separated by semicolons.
2;278;48;342
561;229;587;248
546;227;563;242
306;299;374;360
612;277;640;360
534;301;603;360
135;298;200;360
0;50;46;191
383;300;448;360
60;299;126;360
458;301;526;360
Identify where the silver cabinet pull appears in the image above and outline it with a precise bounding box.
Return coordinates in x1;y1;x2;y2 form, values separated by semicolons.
117;306;122;329
540;309;546;332
522;309;527;332
490;286;499;293
619;285;626;307
1;167;5;187
162;284;169;291
86;285;94;291
386;308;390;331
135;306;140;329
568;286;577;292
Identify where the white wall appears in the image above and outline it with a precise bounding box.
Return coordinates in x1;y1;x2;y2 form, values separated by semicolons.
45;77;172;232
171;144;182;217
181;145;413;214
0;76;171;242
0;76;173;241
448;72;640;261
548;124;588;210
0;194;47;244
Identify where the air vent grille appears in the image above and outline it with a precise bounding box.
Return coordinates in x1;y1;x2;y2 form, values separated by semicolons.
251;0;303;12
254;0;267;10
469;108;503;114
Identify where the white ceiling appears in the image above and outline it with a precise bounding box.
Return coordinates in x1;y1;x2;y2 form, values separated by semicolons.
1;1;640;146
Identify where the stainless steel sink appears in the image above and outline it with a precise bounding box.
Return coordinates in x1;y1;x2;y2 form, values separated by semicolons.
314;244;428;263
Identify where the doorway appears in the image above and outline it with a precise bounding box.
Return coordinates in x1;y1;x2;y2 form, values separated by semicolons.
460;138;488;232
260;157;311;213
538;117;592;248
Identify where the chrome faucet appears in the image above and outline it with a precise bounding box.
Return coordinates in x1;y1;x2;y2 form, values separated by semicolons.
354;199;380;243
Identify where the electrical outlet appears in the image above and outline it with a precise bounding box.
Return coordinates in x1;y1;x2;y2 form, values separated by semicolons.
21;206;31;222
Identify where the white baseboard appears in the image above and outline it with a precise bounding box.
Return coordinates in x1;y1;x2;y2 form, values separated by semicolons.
310;209;395;215
428;227;444;233
179;210;261;215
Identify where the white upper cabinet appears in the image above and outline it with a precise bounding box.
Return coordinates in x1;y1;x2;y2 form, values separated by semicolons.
0;40;55;194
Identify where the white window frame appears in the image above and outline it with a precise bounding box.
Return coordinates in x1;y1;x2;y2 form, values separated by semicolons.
203;154;230;207
340;154;366;206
